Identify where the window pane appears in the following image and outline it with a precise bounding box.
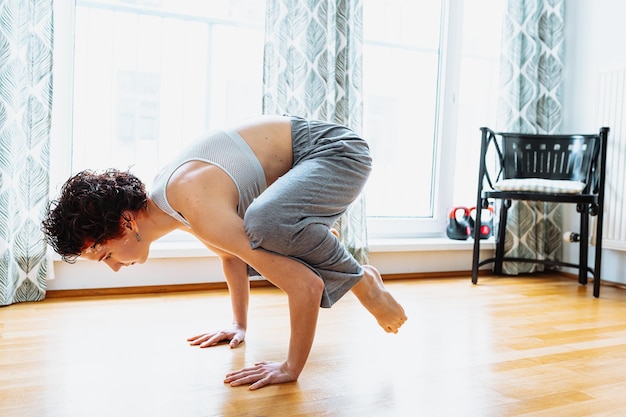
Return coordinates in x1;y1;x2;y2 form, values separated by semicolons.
71;0;265;187
363;0;443;218
453;0;504;207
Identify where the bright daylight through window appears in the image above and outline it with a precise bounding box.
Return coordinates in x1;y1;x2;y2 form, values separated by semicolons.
52;0;503;241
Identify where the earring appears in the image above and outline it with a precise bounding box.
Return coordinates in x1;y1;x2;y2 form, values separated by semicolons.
135;232;141;242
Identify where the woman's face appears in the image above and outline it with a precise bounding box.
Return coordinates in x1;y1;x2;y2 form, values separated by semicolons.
80;228;149;272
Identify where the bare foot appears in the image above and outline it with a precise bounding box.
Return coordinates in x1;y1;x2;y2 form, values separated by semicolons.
351;265;407;333
330;227;340;239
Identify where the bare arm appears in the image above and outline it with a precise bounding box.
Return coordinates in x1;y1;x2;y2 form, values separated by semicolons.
220;253;250;332
187;246;249;348
170;164;324;388
202;212;324;387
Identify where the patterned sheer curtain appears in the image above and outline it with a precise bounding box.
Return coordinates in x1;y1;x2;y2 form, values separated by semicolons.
497;0;564;274
262;0;369;263
0;0;53;305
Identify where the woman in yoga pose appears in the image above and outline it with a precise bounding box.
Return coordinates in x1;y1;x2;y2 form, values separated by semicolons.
42;115;407;390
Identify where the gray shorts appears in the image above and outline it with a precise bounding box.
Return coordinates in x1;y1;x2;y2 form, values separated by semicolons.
243;116;372;307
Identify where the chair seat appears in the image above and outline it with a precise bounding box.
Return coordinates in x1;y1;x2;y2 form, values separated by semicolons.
494;178;586;193
482;190;599;204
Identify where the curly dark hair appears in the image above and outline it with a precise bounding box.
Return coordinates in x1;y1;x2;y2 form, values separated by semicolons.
42;169;148;263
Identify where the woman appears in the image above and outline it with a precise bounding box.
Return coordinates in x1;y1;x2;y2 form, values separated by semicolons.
42;115;407;390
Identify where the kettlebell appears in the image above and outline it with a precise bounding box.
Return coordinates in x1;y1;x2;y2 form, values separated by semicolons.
468;205;495;239
446;207;471;240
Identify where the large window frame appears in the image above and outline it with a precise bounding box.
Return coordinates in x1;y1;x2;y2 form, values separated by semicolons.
50;0;499;244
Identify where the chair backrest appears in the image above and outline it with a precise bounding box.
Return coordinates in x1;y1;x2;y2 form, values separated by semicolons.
500;133;599;182
478;128;609;196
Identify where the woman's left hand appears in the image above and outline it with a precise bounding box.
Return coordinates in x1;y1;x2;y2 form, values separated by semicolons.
224;360;297;390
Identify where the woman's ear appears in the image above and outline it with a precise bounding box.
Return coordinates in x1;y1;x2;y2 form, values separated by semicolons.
120;212;142;242
120;211;136;230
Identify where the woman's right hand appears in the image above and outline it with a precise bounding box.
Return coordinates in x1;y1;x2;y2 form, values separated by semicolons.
187;323;246;348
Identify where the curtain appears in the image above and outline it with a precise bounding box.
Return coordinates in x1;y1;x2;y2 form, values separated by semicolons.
262;0;369;263
0;0;53;305
497;0;564;274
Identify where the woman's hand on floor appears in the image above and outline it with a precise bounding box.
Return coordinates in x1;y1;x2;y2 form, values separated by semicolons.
187;323;246;348
224;360;297;390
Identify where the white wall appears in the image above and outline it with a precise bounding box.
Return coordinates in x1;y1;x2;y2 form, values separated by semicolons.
562;0;626;284
563;0;626;131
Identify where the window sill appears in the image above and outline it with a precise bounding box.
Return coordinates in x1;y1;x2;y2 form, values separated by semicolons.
146;237;495;258
368;237;494;253
50;237;495;261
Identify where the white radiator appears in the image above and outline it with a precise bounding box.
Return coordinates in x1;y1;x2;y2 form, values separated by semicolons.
596;67;626;251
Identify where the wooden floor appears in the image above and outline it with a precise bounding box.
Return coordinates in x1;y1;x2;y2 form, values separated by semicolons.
2;275;626;417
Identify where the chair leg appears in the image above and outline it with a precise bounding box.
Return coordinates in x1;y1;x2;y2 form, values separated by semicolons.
593;243;602;298
593;204;604;298
471;242;480;284
579;207;589;286
471;202;484;285
494;200;509;275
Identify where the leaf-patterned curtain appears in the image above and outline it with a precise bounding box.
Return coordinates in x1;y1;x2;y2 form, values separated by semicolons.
0;0;53;305
497;0;564;274
262;0;369;263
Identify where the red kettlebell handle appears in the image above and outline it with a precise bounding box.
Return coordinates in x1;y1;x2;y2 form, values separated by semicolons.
449;206;470;219
469;205;494;220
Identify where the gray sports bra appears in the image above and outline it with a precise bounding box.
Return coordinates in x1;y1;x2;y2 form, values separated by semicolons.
150;129;267;226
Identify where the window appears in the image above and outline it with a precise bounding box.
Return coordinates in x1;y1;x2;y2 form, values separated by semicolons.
453;0;505;207
51;0;504;242
362;0;503;238
362;0;445;237
57;0;265;189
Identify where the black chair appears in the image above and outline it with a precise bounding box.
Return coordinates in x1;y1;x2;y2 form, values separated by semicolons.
471;127;609;297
